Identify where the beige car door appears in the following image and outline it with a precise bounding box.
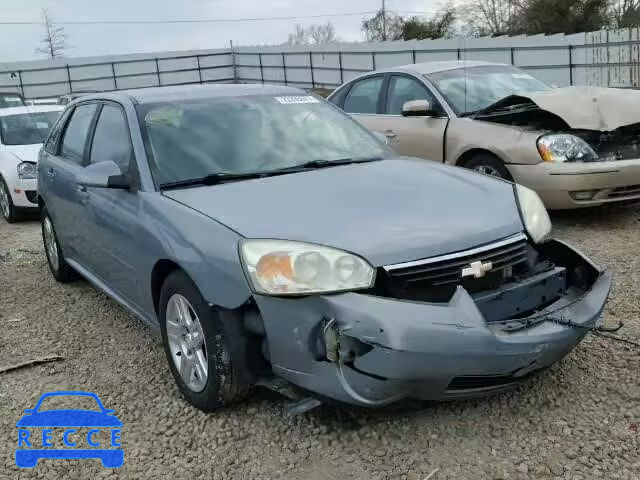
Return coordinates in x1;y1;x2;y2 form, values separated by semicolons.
380;74;449;162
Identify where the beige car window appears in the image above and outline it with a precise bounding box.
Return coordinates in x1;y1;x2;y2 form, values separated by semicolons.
386;76;436;115
343;77;383;114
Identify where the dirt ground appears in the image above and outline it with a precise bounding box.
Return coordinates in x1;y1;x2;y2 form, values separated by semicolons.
0;206;639;480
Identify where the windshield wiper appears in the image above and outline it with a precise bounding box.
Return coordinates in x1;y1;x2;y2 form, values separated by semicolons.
160;172;269;190
464;101;539;118
160;158;384;190
270;157;383;173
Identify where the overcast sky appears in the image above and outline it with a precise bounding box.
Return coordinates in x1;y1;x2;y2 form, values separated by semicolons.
0;0;439;63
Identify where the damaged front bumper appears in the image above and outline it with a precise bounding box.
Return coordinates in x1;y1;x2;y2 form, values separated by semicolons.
254;240;612;407
509;159;640;209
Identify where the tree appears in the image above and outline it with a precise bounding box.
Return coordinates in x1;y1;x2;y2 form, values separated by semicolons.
609;0;640;27
459;0;521;36
362;10;406;41
34;9;67;59
401;5;457;40
287;25;308;46
514;0;609;34
286;22;339;46
460;0;613;36
308;23;338;45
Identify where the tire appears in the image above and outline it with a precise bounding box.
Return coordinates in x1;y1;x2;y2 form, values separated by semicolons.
0;177;19;223
41;207;78;283
463;153;514;181
159;270;250;411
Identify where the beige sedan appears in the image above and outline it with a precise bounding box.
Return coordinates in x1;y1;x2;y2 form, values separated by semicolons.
328;61;640;209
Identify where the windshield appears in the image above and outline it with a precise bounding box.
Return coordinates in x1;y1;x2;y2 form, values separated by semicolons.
0;111;61;145
427;65;552;116
138;94;389;185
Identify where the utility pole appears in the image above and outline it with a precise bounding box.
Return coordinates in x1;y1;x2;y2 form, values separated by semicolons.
382;0;387;41
230;39;238;83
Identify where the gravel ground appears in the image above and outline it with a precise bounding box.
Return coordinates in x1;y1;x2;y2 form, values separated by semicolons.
0;207;639;480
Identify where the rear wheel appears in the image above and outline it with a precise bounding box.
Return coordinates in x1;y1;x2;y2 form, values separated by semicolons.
159;270;250;411
0;177;19;223
463;153;513;181
41;207;78;283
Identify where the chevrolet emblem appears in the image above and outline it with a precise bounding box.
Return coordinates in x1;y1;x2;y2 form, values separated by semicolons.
461;260;493;279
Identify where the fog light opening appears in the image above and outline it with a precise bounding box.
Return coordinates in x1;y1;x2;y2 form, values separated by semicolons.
570;190;597;201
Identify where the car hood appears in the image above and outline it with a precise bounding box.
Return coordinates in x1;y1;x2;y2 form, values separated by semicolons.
16;410;123;427
163;158;524;267
3;143;42;162
478;87;640;131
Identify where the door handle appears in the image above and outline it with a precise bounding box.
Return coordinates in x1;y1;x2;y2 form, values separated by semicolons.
78;185;88;193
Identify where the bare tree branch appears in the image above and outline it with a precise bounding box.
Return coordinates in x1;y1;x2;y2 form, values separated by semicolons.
609;0;640;26
286;22;340;46
362;10;405;41
34;8;67;59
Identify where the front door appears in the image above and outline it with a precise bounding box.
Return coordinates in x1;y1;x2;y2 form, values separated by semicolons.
82;103;143;306
341;74;449;162
379;74;449;162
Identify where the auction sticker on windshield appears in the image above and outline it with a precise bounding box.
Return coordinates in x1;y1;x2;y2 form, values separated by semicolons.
275;96;320;104
15;391;123;468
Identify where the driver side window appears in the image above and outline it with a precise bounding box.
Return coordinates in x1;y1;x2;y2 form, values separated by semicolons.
60;104;98;165
385;76;440;116
89;105;133;175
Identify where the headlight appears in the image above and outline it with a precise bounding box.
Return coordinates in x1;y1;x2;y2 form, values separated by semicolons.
537;134;598;163
515;184;551;243
240;239;375;295
17;162;36;179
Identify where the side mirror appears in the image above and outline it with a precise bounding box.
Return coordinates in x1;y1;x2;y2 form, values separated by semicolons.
77;161;129;190
371;131;389;145
402;99;436;117
23;409;34;414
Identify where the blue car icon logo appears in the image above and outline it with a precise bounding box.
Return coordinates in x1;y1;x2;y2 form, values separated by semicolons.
15;391;123;468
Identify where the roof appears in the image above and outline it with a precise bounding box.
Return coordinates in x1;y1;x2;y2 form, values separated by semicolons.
391;60;506;75
79;83;306;105
0;105;63;117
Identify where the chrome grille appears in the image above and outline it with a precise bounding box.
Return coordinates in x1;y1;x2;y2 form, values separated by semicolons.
384;234;529;288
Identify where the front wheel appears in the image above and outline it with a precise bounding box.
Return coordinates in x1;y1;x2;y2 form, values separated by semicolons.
159;270;250;411
463;153;513;181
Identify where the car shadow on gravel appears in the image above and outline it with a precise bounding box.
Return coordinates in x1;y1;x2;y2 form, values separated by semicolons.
550;201;640;226
295;364;571;429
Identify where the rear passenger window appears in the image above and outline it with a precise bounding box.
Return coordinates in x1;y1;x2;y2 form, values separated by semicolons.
60;104;98;165
89;105;132;174
343;76;383;114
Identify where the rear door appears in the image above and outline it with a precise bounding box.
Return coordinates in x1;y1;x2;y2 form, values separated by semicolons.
379;74;449;161
339;75;395;140
41;103;98;259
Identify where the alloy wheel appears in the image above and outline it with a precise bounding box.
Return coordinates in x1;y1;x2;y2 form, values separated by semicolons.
0;184;9;219
43;216;60;272
165;294;208;392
